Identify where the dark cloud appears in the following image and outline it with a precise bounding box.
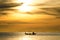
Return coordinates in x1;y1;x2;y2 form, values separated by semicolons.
41;7;60;17
0;3;23;8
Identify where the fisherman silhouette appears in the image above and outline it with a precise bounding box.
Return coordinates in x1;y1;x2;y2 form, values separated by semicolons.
25;32;36;35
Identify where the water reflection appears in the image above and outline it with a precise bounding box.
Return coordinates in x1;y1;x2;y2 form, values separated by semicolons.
0;32;60;40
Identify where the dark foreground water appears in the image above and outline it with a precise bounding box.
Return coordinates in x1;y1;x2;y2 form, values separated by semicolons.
0;32;60;40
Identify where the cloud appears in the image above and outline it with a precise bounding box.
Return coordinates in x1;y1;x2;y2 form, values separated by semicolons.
0;0;60;31
40;7;60;18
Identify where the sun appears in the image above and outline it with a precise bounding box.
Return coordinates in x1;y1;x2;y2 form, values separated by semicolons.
15;3;34;12
19;4;33;12
16;0;34;12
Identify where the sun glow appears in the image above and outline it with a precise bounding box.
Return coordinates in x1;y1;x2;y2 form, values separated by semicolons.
8;13;37;22
19;4;33;12
4;0;52;22
12;0;34;12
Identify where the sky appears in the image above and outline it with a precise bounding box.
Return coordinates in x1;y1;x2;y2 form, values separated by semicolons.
0;0;60;32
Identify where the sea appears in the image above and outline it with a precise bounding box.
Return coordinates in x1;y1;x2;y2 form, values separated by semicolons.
0;32;60;40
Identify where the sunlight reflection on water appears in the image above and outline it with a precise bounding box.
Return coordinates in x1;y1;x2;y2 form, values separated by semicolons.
0;33;60;40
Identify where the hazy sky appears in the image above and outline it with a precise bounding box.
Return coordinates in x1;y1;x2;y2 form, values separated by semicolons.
0;0;60;32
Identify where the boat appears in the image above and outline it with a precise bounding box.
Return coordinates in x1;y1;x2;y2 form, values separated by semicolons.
25;32;36;35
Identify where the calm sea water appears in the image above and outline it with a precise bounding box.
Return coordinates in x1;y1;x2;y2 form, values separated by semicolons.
0;32;60;40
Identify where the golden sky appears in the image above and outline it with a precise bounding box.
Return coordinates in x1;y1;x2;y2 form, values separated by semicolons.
0;0;60;32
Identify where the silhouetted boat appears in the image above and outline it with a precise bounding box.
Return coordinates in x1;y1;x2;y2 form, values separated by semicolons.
25;32;36;35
